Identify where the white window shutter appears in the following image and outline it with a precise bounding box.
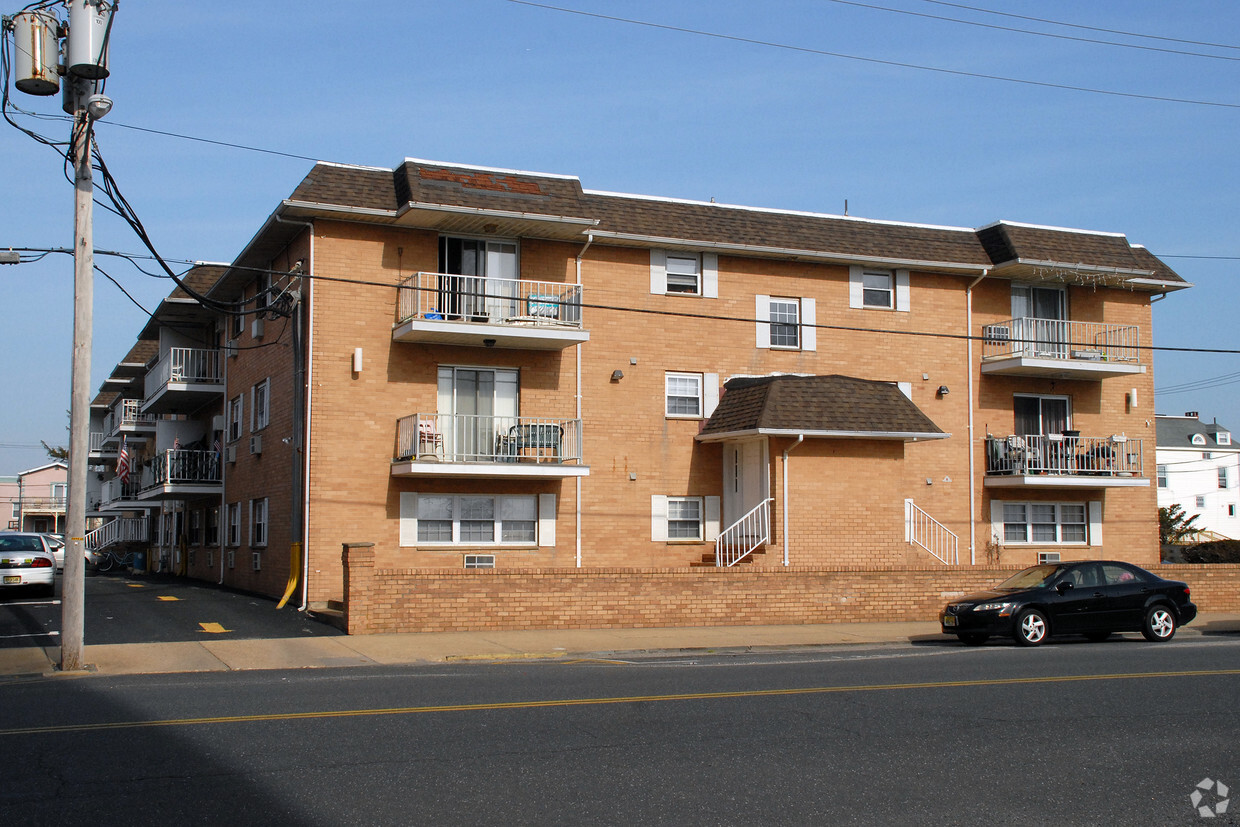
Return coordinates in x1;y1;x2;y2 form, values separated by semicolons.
651;495;669;542
705;496;721;541
801;297;816;351
990;500;1005;546
702;253;719;298
1088;501;1102;547
650;249;667;295
896;269;911;312
755;295;771;349
538;493;557;547
399;492;417;547
848;265;864;309
704;373;720;418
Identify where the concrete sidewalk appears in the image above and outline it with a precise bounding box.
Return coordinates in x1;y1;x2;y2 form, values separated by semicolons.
3;614;1238;679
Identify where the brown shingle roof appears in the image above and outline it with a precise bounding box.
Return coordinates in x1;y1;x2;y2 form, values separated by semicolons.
699;375;946;441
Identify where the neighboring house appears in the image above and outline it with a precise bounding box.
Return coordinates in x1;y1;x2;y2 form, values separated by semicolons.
1156;413;1240;540
83;157;1187;622
0;461;68;533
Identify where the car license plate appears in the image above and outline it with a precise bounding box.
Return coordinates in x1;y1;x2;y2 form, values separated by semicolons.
942;615;957;627
3;576;19;585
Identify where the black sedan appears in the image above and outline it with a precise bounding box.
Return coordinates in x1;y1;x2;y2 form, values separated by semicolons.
940;561;1196;646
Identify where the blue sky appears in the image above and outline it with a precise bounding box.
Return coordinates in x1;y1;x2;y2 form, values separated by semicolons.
2;0;1237;475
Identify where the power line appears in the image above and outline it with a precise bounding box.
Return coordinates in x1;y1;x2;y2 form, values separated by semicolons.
503;1;1240;109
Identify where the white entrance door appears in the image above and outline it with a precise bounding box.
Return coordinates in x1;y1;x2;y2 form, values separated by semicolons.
723;439;768;526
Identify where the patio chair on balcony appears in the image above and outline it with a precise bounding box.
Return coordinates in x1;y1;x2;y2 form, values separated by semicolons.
418;419;443;459
508;423;563;461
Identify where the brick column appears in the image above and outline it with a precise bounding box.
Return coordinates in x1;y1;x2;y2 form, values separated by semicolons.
341;542;376;635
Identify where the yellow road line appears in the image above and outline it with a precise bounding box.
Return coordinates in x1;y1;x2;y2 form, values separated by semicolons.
2;668;1238;737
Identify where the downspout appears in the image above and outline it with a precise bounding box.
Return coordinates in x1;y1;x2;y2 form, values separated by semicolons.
782;434;805;566
219;328;228;585
965;268;989;566
286;219;316;611
574;232;593;568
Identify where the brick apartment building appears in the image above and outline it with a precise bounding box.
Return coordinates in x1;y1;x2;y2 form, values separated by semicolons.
84;158;1188;628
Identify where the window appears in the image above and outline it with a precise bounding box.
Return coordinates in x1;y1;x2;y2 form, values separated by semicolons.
189;510;202;546
228;396;243;442
1196;496;1206;509
1218;432;1232;446
1014;394;1069;438
666;497;703;541
1220;467;1229;490
768;298;800;348
251;379;269;432
664;254;701;295
254;273;272;315
408;494;538;546
650;250;717;298
849;266;909;311
862;270;893;308
206;506;220;547
437;366;519;460
1230;505;1237;518
1203;452;1213;460
437;236;518;321
227;502;241;547
464;554;496;569
1192;434;1207;446
1156;465;1168;488
250;498;268;547
665;372;702;417
230;311;243;340
1002;502;1087;544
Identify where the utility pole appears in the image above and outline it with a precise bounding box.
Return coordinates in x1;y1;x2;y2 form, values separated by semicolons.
8;2;115;671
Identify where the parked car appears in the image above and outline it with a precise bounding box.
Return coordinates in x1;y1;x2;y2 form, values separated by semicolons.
34;533;100;574
941;561;1196;646
0;533;56;597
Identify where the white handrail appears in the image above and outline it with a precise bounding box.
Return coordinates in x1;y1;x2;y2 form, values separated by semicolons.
396;272;584;328
905;500;959;565
716;498;773;567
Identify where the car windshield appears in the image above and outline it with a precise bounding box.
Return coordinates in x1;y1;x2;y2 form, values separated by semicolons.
994;564;1065;591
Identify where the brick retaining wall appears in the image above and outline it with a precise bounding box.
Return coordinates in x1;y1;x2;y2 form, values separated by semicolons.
341;545;1240;635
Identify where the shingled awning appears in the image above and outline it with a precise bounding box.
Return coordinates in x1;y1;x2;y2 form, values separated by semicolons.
696;375;948;443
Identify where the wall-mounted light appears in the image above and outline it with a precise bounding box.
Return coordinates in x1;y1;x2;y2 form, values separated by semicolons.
1128;387;1138;410
483;338;497;348
937;385;950;397
352;347;363;373
611;369;624;381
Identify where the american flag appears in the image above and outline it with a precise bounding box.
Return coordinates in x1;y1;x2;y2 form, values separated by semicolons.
116;437;130;484
213;436;222;457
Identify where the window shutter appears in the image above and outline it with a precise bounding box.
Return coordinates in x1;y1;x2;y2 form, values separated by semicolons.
702;253;719;298
538;493;557;547
1088;501;1102;547
650;249;667;295
399;492;417;547
651;495;668;542
801;297;816;351
895;270;911;312
705;496;721;541
755;295;771;348
848;266;864;309
989;500;1005;546
704;373;720;418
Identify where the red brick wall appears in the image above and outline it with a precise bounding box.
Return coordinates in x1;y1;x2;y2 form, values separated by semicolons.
342;549;1238;634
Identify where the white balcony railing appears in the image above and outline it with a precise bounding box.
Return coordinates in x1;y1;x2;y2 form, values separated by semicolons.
396;413;583;465
982;318;1140;364
986;434;1144;477
396;272;584;329
144;347;223;398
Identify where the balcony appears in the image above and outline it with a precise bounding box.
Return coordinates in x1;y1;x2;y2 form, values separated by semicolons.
981;318;1144;379
102;398;157;445
141;348;224;414
985;434;1148;488
393;273;589;350
97;477;147;510
392;413;589;479
138;449;222;499
89;430;115;461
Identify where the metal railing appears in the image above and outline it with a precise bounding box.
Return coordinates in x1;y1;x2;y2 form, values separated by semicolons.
85;516;149;551
396;272;584;328
395;413;583;465
104;398;156;436
145;347;222;398
986;434;1144;477
981;318;1140;364
18;497;67;512
100;477;144;505
905;500;959;564
715;498;773;567
147;449;222;486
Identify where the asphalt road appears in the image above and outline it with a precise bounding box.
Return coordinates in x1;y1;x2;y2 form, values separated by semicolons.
2;634;1238;825
0;571;341;648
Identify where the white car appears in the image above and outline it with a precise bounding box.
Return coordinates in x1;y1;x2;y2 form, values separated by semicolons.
0;533;56;597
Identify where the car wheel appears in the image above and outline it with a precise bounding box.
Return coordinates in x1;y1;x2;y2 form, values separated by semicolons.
1142;605;1177;642
1014;609;1049;646
1083;631;1112;642
959;633;989;646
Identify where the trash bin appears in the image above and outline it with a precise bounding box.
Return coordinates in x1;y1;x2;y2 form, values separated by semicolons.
131;551;145;571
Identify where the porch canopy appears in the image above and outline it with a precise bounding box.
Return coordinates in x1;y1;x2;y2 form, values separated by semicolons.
695;374;948;443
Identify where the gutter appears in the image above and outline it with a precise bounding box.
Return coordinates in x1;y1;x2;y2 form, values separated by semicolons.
782;435;805;566
697;428;950;443
574;232;593;568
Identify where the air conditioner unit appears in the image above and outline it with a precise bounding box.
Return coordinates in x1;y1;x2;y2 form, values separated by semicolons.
251;552;262;571
1038;551;1061;564
225;445;237;464
211;414;225;431
226;550;235;569
250;434;262;455
225;339;238;359
251;318;264;340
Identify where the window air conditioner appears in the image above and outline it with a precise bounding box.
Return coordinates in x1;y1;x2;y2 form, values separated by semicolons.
1037;552;1061;565
226;550;235;569
252;552;262;571
225;445;237;464
250;434;262;455
251;319;264;340
225;339;238;359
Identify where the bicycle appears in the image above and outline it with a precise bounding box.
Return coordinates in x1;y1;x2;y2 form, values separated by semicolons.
94;548;136;574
